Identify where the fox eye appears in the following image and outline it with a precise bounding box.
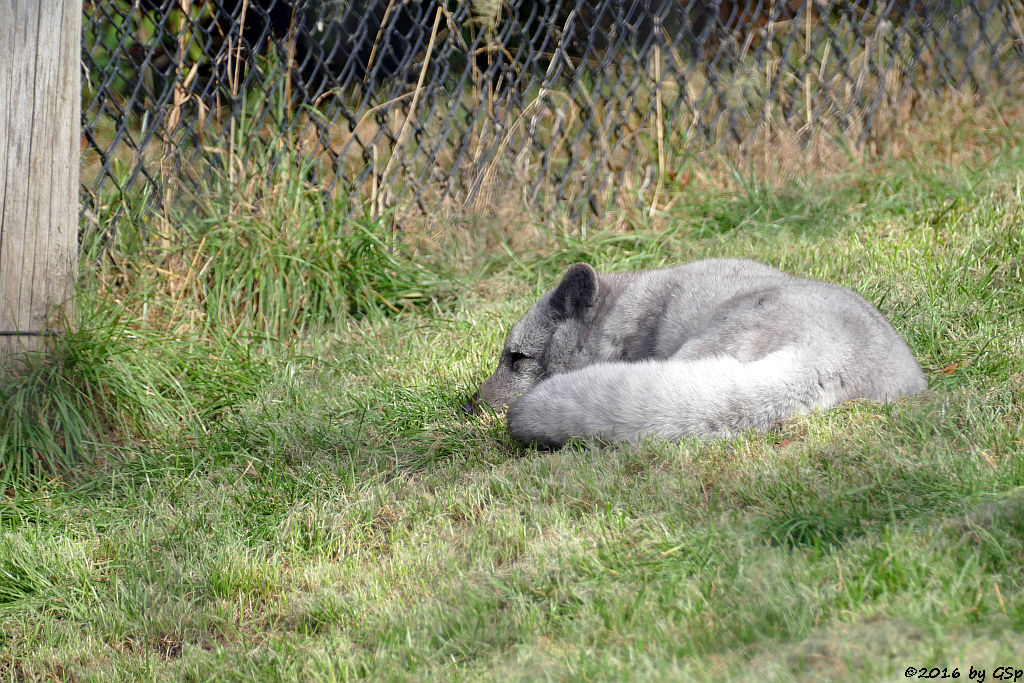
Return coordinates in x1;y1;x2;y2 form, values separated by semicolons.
508;351;529;369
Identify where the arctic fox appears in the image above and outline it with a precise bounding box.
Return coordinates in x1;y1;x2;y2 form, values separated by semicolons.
465;259;926;447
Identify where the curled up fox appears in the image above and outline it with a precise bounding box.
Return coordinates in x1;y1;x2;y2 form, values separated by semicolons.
465;259;926;447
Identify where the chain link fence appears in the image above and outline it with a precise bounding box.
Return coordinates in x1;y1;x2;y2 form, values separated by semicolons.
82;0;1024;233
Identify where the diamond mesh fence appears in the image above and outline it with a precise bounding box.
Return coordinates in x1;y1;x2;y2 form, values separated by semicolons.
81;0;1024;234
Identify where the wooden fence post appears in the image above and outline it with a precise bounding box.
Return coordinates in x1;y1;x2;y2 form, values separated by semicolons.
0;0;82;360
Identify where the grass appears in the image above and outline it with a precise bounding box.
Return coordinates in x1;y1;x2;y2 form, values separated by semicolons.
2;125;1024;680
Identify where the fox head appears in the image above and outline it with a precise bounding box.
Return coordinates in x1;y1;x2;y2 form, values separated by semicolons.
464;262;600;415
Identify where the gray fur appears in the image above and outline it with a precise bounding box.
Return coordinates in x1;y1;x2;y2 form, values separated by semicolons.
465;259;927;447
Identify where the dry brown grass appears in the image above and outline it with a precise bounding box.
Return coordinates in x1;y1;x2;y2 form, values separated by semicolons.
386;82;1023;254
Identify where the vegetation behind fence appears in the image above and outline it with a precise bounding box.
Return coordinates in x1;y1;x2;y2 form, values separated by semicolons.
81;0;1024;235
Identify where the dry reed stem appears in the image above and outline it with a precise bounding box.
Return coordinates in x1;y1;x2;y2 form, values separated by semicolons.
365;0;400;85
376;5;444;217
650;43;666;219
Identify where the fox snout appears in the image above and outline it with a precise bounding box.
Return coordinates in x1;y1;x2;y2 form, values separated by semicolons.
462;392;485;415
463;390;510;416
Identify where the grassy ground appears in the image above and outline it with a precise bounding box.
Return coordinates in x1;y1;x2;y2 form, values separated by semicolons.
2;128;1024;680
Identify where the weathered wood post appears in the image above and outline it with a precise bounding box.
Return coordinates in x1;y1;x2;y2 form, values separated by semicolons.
0;0;81;359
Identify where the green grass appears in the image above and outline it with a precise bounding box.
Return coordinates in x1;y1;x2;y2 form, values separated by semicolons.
2;138;1024;680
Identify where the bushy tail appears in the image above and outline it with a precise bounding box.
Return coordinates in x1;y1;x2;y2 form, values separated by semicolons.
506;352;826;447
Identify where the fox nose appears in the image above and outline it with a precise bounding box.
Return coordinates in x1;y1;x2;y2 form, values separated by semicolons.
463;392;484;415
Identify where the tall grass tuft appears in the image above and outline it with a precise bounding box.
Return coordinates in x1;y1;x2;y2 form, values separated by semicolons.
0;308;159;495
158;208;457;339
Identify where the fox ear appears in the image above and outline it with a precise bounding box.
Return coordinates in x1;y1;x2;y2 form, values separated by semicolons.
551;262;599;319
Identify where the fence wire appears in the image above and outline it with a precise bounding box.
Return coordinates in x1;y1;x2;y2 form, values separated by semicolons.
82;0;1024;232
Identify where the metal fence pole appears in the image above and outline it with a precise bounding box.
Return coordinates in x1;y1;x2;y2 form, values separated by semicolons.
0;0;81;360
